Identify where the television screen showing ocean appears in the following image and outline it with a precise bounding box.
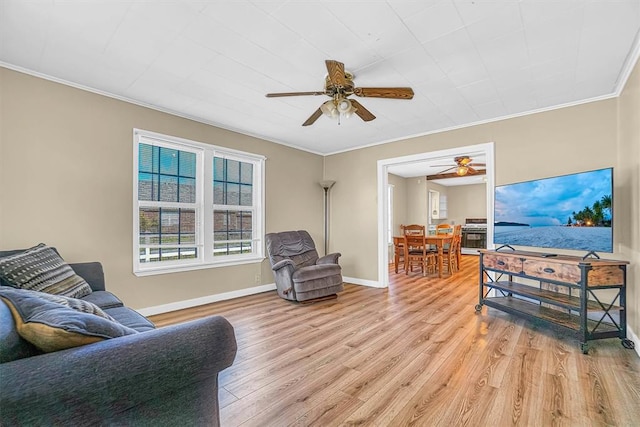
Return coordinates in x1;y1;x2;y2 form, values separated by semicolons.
494;226;613;252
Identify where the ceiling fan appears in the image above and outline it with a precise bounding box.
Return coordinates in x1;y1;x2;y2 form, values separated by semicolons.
427;156;486;180
266;60;414;126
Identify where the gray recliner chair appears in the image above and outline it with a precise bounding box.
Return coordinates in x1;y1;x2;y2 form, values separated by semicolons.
265;230;344;302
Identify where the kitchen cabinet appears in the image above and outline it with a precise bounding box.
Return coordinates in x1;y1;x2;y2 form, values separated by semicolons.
429;191;447;219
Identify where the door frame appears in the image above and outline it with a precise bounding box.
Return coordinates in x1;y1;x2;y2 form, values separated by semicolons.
376;142;495;287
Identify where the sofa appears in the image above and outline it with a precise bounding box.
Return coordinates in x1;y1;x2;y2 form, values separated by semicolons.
0;248;237;426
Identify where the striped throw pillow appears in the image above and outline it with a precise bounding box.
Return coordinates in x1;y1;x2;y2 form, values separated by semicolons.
27;290;115;321
0;244;92;298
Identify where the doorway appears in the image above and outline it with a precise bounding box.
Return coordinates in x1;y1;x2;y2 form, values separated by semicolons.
376;142;495;288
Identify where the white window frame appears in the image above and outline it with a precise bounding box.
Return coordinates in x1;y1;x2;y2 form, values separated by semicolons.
133;129;265;276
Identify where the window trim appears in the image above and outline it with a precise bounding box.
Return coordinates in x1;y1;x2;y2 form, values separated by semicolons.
387;184;394;245
133;129;265;276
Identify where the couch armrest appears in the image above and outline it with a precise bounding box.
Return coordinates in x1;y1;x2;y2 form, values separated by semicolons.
0;315;237;425
69;262;106;292
317;252;341;265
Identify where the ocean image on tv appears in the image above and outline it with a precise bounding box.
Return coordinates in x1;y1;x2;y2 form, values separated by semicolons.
494;168;613;253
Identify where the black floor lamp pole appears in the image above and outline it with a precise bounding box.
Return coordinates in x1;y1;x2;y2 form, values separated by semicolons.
319;180;336;255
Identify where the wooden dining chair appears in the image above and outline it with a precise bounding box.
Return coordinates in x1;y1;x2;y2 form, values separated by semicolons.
402;224;426;235
402;225;424;273
395;224;427;273
436;223;452;234
452;224;462;270
404;233;436;276
441;225;462;274
393;236;405;273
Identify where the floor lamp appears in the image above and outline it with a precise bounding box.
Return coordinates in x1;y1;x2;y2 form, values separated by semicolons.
319;180;336;255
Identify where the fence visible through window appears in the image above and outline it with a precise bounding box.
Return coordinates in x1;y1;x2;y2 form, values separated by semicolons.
134;129;265;274
138;143;198;263
213;157;254;257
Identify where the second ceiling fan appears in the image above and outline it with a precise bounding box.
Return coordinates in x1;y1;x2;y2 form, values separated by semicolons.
427;156;487;180
266;60;414;126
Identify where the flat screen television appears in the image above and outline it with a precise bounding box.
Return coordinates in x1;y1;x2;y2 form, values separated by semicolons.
494;168;613;253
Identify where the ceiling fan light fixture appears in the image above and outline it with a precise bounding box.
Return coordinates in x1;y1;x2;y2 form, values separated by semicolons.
337;98;352;114
456;165;469;176
343;105;357;118
320;100;338;118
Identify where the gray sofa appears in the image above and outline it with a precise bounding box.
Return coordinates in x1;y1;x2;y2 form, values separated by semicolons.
0;250;237;426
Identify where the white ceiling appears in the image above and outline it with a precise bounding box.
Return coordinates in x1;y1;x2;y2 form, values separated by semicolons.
1;1;639;156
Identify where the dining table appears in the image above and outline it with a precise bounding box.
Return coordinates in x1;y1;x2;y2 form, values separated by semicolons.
394;234;455;278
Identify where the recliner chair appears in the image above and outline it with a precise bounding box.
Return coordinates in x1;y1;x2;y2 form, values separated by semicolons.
265;230;343;302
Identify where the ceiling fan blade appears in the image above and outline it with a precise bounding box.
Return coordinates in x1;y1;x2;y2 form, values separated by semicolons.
326;60;348;88
436;166;457;175
266;91;327;97
302;108;323;126
427;170;487;180
350;99;376;122
467;163;486;167
353;87;414;99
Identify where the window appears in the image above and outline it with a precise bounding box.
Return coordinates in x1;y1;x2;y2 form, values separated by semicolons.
134;129;265;275
213;157;255;257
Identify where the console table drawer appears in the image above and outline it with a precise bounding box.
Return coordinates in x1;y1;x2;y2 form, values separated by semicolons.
522;260;581;283
483;254;522;274
587;265;625;286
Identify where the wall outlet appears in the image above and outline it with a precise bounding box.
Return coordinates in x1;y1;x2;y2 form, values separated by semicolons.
254;274;261;284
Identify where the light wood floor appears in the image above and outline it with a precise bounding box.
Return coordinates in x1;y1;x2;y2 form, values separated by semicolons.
149;255;640;426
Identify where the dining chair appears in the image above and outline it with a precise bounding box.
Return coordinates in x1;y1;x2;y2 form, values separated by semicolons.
404;233;436;276
441;225;462;274
398;224;425;274
402;224;426;235
393;236;405;274
436;223;453;234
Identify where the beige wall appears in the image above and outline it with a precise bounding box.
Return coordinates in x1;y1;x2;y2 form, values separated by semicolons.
618;59;640;341
326;61;639;343
446;183;487;226
388;173;407;237
326;98;621;281
0;68;324;310
1;60;637;339
406;177;428;226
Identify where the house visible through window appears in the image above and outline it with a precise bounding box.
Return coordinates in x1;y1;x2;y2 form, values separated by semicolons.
134;129;265;275
138;144;198;263
213;157;254;256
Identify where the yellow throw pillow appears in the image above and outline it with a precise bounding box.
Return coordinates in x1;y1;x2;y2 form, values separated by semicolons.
0;288;137;353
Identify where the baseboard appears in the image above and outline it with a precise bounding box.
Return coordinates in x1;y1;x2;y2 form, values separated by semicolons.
627;325;640;358
343;276;384;288
137;283;276;317
138;278;380;316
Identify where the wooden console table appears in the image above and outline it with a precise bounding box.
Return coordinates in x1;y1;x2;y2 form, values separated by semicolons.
475;248;633;354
